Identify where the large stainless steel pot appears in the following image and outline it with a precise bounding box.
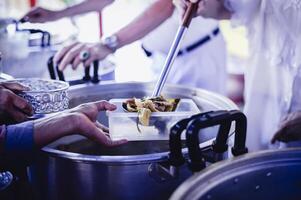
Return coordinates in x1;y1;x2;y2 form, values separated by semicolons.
171;148;301;200
29;82;238;200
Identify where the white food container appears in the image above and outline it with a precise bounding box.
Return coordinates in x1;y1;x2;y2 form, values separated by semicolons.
107;98;199;141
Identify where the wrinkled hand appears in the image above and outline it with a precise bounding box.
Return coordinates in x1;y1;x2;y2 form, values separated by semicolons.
173;0;231;20
0;82;33;124
271;112;301;144
21;7;59;23
53;42;113;71
34;101;128;147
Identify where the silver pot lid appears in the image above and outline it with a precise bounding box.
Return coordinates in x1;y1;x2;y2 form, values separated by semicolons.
171;148;301;200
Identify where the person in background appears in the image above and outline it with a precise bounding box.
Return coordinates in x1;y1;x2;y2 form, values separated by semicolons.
23;0;227;94
174;0;301;151
0;81;127;160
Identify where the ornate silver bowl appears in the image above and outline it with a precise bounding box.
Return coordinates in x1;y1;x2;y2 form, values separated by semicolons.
16;79;69;114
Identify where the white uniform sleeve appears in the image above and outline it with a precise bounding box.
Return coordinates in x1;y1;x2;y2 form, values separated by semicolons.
275;0;301;40
225;0;261;26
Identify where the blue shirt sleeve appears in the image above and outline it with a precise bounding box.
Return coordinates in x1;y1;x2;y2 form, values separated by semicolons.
4;121;35;153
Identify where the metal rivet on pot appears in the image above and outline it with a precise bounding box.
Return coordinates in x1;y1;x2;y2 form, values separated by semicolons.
206;194;212;199
266;172;272;177
233;178;239;184
255;185;260;190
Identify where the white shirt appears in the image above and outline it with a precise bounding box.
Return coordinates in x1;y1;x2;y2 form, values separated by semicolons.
142;10;219;54
228;0;301;151
139;8;227;94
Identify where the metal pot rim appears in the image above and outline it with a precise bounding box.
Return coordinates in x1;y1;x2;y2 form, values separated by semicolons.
68;82;238;111
12;78;70;93
41;139;214;165
41;82;236;164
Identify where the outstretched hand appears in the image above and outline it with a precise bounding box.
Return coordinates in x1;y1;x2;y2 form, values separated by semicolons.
34;101;128;148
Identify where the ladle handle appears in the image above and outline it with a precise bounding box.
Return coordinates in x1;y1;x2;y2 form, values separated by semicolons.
182;2;198;28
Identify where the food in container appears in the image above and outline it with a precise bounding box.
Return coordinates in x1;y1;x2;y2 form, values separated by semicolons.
14;78;69;114
107;98;199;141
122;96;180;126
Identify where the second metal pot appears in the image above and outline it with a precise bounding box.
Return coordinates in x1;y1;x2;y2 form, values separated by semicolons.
171;148;301;200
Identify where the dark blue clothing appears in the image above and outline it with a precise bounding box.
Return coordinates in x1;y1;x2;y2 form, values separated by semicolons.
5;121;34;153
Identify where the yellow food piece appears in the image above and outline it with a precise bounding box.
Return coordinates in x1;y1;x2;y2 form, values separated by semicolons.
138;108;152;126
124;96;180;127
134;98;144;110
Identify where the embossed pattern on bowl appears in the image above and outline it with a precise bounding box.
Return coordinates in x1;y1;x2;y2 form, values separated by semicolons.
16;79;69;114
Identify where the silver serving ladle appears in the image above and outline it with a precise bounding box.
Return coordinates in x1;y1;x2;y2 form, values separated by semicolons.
152;2;198;97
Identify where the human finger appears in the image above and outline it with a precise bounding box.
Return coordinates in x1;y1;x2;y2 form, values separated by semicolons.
62;43;86;70
83;56;95;68
271;128;285;144
72;55;83;70
53;42;79;67
173;0;188;17
94;101;117;112
20;7;42;22
84;121;127;147
6;105;28;123
271;123;300;144
58;48;82;71
2;82;30;92
95;121;109;133
12;93;33;115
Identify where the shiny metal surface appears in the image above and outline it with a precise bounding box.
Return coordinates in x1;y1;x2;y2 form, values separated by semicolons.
152;26;187;97
2;48;56;78
30;82;238;200
171;148;301;200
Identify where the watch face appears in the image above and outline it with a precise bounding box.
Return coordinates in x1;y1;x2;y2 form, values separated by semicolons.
104;35;118;49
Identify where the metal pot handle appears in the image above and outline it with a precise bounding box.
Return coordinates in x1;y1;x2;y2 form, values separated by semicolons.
14;20;51;47
185;110;248;172
47;56;100;86
149;112;215;182
168;111;215;167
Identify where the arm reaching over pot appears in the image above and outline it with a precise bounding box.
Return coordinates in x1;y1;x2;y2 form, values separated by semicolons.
34;101;128;147
271;112;301;144
0;101;127;156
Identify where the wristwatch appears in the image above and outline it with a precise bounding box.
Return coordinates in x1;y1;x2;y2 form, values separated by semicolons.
101;35;119;53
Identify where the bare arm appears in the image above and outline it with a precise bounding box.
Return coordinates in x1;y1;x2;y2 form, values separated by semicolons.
23;0;114;23
115;0;175;49
54;0;175;70
56;0;114;18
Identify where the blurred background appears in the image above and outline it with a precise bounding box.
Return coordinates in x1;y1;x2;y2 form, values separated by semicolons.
0;0;249;105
